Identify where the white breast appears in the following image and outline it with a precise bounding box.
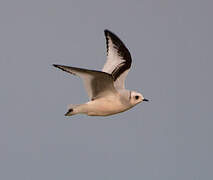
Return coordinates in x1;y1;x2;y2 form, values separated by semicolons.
86;96;129;116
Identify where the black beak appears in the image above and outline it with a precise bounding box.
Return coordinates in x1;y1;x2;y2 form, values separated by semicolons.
143;98;149;102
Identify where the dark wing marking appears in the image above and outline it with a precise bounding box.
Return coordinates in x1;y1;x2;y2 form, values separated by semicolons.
53;64;117;100
104;29;132;80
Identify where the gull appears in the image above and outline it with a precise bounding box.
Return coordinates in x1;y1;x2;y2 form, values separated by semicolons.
53;29;148;116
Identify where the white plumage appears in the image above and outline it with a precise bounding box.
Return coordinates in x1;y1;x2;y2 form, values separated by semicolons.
53;30;148;116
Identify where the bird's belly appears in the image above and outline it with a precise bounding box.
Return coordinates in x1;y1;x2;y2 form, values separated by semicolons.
87;98;129;116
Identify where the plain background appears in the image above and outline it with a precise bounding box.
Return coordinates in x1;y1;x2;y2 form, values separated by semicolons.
0;0;212;179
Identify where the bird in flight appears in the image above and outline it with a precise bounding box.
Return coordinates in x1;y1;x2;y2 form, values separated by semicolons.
53;29;148;116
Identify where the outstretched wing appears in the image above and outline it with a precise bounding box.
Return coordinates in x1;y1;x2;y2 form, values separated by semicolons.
102;30;132;89
53;64;117;100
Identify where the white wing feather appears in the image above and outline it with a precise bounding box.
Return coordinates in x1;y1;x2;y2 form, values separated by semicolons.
53;64;117;100
102;30;132;89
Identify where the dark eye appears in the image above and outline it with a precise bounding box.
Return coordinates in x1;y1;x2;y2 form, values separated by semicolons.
135;95;139;100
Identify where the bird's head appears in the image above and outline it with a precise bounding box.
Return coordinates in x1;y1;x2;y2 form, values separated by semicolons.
129;91;149;106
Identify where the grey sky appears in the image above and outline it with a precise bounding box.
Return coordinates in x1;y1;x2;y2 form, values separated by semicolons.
0;0;212;179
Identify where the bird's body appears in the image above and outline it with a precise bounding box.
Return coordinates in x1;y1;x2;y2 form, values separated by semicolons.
53;30;148;117
71;95;127;116
68;89;133;116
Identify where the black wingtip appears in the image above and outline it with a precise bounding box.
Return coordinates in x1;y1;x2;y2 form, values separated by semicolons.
104;29;115;36
53;64;63;70
104;29;110;34
52;64;65;72
53;64;59;68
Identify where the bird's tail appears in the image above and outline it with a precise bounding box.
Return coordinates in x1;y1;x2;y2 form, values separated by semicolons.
64;104;80;116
